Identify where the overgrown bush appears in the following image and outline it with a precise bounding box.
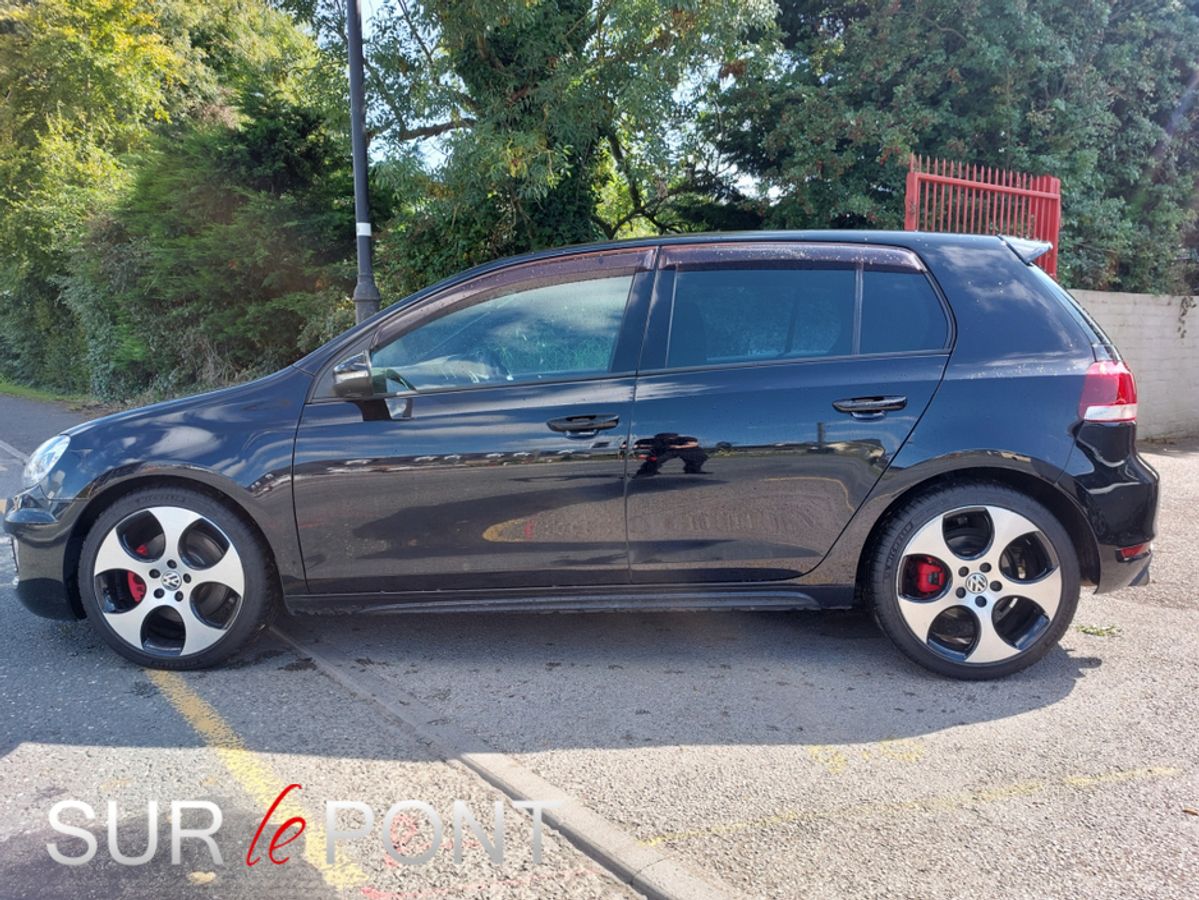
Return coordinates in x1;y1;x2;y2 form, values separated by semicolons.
61;92;355;399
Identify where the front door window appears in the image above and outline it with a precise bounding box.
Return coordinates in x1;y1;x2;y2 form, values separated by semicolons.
370;274;635;391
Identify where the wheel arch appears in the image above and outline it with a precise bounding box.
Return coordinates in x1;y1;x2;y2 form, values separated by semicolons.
64;472;281;618
854;466;1100;599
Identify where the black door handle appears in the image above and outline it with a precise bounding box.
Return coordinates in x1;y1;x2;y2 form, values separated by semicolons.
832;396;908;418
547;414;621;434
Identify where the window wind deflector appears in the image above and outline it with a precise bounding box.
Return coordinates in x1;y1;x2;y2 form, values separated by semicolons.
1000;236;1053;266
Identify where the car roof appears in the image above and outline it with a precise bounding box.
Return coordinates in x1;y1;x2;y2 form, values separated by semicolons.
486;229;1003;264
408;230;1006;298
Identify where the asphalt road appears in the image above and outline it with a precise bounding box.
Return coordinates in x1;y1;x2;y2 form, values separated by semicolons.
0;393;1196;899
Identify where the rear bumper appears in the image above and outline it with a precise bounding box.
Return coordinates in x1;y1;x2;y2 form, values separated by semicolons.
4;489;82;620
1058;422;1159;595
1093;544;1152;593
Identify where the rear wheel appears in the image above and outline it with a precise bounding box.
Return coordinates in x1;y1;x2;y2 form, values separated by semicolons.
868;483;1079;679
79;487;277;669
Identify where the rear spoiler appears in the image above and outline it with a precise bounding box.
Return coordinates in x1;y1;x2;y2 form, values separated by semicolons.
999;235;1053;266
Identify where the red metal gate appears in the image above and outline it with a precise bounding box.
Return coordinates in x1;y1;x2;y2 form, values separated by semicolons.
904;154;1061;277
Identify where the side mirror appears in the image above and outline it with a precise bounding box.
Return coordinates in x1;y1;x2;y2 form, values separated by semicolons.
332;351;375;398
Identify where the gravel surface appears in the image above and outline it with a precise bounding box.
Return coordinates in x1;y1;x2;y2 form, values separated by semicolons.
2;393;1196;898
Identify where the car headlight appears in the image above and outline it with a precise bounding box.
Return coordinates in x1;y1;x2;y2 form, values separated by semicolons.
22;434;70;488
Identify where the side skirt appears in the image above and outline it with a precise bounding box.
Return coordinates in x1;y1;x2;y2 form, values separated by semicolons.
283;584;855;616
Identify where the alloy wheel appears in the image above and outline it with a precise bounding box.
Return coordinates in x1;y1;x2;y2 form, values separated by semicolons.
894;504;1062;665
92;506;245;657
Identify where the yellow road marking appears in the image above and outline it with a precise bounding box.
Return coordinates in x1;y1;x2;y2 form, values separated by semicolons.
148;670;367;891
639;765;1180;847
806;738;926;774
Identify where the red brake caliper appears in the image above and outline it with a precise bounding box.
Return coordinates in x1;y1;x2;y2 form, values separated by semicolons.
126;544;148;602
912;556;947;595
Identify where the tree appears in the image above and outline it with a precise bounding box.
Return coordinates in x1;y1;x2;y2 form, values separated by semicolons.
703;0;1199;292
296;0;776;292
5;0;1196;400
0;0;188;388
0;0;353;395
62;90;356;398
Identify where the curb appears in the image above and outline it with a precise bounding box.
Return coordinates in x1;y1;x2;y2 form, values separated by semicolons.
270;625;736;900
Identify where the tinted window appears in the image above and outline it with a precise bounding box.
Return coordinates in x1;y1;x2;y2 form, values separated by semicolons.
860;270;948;354
372;274;633;390
667;267;856;368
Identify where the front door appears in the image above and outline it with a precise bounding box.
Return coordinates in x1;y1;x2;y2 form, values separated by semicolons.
293;248;654;595
626;241;952;583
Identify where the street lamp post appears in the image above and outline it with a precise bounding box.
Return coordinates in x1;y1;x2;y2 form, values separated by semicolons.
347;0;381;323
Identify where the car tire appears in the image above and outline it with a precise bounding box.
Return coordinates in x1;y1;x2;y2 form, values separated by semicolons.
867;482;1080;680
78;486;277;669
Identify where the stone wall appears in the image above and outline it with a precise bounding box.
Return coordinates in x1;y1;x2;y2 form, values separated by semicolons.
1072;289;1198;439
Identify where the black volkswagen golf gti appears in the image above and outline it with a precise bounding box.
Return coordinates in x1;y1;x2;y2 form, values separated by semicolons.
5;232;1158;679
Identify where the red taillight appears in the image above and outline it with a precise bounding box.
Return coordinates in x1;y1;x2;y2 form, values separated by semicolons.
1079;360;1137;422
1118;543;1150;561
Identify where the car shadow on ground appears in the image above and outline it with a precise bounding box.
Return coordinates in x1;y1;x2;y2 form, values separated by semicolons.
282;607;1100;754
4;594;1100;763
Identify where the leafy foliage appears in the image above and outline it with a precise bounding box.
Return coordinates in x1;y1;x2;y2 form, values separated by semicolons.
703;0;1199;291
0;0;355;397
62;91;355;398
0;0;188;389
1;0;1197;401
343;0;777;293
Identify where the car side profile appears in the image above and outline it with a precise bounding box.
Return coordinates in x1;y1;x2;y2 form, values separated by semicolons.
5;231;1158;678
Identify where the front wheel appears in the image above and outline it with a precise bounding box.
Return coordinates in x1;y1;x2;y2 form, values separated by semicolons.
78;487;277;669
868;483;1080;680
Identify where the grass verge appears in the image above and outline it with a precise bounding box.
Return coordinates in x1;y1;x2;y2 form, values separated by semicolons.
0;378;87;404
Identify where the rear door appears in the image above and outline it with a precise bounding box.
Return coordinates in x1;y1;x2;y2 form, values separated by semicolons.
626;241;951;583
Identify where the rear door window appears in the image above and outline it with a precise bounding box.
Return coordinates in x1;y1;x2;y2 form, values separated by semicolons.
667;266;857;368
657;245;948;370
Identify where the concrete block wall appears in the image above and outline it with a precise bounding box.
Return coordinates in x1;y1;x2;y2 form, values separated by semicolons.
1071;289;1199;439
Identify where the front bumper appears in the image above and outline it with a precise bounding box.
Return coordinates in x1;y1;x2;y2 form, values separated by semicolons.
4;488;83;620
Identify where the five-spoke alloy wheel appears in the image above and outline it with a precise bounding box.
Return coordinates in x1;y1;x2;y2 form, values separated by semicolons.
79;487;277;668
869;483;1080;679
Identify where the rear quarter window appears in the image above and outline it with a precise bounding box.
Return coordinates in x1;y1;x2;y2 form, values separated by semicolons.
860;269;949;354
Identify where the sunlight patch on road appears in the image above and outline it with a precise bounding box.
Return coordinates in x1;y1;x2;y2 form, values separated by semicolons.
639;765;1181;847
147;669;368;891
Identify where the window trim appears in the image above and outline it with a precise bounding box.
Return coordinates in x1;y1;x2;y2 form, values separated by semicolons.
307;247;656;403
643;241;953;374
637;347;953;380
656;241;929;272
